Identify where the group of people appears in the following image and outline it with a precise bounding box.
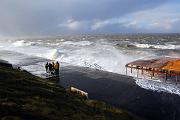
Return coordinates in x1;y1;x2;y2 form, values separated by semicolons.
45;61;60;75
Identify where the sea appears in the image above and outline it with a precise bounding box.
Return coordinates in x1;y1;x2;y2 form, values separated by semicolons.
0;33;180;95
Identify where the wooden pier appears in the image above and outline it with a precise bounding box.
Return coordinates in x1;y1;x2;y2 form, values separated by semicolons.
125;57;180;83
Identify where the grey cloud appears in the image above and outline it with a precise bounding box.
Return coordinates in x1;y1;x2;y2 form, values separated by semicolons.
0;0;171;36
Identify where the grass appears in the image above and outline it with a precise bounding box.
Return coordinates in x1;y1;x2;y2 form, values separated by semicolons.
0;66;144;120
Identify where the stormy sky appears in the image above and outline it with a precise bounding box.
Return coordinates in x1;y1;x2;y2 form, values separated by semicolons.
0;0;180;37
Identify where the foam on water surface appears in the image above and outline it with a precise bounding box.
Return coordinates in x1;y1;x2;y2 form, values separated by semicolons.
136;78;180;96
134;43;180;50
62;40;92;46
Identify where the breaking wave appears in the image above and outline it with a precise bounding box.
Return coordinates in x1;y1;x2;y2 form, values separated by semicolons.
133;43;180;50
62;41;93;46
12;40;37;47
0;35;180;96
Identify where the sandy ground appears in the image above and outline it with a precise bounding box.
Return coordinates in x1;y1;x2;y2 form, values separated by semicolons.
58;66;180;120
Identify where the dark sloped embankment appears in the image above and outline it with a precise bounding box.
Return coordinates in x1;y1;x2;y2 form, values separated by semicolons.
0;64;144;120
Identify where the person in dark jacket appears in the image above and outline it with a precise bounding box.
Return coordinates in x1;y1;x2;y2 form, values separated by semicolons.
45;62;49;73
52;62;55;71
48;63;53;74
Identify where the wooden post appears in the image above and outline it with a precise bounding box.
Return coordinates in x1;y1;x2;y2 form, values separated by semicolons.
126;67;127;75
151;73;152;79
137;69;139;78
170;71;171;77
142;68;144;75
176;75;178;85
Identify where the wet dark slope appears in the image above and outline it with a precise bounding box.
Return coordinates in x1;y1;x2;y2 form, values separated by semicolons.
59;66;180;120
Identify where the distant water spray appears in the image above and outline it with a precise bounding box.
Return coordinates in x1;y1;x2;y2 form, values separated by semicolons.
56;43;138;74
0;35;179;96
0;37;179;76
0;39;142;75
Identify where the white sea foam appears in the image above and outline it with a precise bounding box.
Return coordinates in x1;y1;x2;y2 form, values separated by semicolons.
12;40;36;47
12;40;26;46
0;38;178;75
57;43;138;74
59;39;65;42
21;62;45;77
134;43;180;50
62;41;92;46
0;39;140;74
135;78;180;96
1;42;56;60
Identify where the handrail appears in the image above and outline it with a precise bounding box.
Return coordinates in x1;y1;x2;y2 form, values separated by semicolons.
84;61;103;70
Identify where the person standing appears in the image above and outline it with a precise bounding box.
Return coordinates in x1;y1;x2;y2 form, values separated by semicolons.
45;62;49;73
57;61;60;73
49;63;53;74
54;61;60;75
52;62;55;71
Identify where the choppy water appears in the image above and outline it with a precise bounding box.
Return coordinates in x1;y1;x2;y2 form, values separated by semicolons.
0;34;180;94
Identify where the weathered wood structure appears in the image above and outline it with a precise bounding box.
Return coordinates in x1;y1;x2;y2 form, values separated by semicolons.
125;57;180;83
